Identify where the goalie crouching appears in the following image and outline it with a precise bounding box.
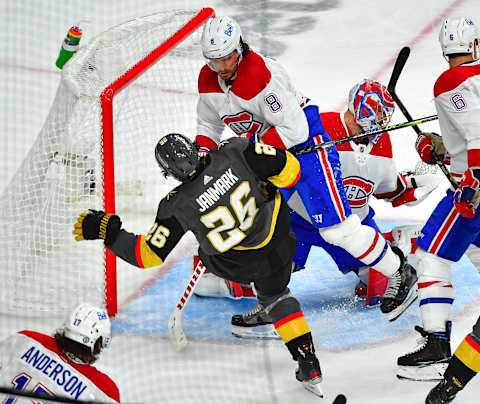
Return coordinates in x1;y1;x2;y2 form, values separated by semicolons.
73;134;324;398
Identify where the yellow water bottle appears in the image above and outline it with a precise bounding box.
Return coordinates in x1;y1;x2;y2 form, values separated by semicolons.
55;26;82;69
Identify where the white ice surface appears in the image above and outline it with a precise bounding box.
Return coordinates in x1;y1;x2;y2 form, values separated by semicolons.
1;0;480;403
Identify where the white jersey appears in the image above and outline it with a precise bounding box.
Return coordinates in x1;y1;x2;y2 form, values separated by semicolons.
434;59;480;178
0;331;120;403
319;112;401;220
196;50;310;150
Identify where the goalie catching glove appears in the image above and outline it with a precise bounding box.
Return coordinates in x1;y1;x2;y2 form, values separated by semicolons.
415;132;450;165
378;171;441;207
73;210;122;246
454;168;480;218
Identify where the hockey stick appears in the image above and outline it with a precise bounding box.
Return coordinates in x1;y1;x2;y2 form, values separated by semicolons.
332;394;347;404
293;114;438;155
168;258;207;351
387;46;457;189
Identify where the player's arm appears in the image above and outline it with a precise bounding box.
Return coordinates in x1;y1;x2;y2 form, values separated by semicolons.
243;141;300;188
72;209;185;269
256;67;309;150
195;95;225;154
436;85;480;217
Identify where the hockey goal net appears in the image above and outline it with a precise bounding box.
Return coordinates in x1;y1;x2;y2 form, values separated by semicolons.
0;8;214;317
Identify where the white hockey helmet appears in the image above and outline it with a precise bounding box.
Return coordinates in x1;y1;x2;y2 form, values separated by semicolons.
201;16;243;60
63;303;111;352
348;79;395;143
438;17;479;57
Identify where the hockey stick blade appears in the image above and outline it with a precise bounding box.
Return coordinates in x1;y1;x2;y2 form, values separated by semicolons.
168;260;207;351
388;46;410;96
332;394;347;404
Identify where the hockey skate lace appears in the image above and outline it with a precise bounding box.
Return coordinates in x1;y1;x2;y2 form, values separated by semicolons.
243;303;264;319
383;271;402;298
408;336;428;355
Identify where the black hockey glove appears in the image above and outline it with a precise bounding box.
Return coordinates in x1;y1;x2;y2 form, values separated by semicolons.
73;209;121;246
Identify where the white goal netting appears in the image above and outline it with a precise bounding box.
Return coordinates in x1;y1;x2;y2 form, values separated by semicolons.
0;9;208;317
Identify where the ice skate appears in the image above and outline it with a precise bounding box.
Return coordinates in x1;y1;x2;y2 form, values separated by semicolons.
397;322;452;381
426;377;462;404
380;252;418;321
295;342;324;398
231;303;280;339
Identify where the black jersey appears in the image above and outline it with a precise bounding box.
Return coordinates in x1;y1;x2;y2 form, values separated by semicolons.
108;137;300;270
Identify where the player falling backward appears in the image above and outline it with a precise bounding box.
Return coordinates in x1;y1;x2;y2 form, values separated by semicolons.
73;134;327;397
391;17;480;403
0;303;119;403
196;79;441;333
193;16;418;320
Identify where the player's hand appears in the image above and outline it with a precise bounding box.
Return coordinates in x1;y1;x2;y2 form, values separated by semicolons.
454;168;480;218
73;209;122;245
391;172;442;207
415;132;448;165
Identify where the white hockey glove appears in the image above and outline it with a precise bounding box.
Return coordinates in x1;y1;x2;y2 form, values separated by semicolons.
390;172;442;207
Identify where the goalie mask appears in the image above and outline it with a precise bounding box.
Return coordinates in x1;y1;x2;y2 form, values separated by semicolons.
201;16;243;71
63;303;111;352
155;133;200;182
439;17;479;59
348;79;395;143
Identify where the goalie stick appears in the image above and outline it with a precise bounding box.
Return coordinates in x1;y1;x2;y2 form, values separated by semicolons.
387;46;457;189
168;258;207;351
294;114;438;155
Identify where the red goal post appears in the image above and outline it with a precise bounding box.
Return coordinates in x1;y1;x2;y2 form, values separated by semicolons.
100;8;215;316
0;8;215;319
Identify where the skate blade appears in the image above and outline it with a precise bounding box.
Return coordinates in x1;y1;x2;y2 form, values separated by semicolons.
231;324;281;340
302;376;324;398
388;285;418;322
396;363;448;381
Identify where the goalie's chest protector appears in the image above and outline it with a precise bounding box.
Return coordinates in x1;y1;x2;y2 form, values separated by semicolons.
174;140;276;255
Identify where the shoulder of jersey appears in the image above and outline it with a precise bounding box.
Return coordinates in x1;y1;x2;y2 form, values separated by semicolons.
198;64;222;94
19;330;120;402
231;52;272;100
434;62;480;97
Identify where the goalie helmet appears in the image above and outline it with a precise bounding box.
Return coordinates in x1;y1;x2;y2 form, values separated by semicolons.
201;16;243;60
63;303;111;352
348;79;395;143
155;133;200;181
439;17;479;57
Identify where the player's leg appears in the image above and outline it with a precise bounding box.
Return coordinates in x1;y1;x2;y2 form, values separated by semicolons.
287;134;416;317
251;236;322;397
398;189;480;380
426;314;480;403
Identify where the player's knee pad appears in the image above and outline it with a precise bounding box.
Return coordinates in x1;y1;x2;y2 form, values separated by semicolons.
415;248;453;283
416;248;455;306
319;214;362;247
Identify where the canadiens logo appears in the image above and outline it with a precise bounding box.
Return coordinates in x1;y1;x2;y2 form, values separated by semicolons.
343;176;374;208
222;111;263;137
